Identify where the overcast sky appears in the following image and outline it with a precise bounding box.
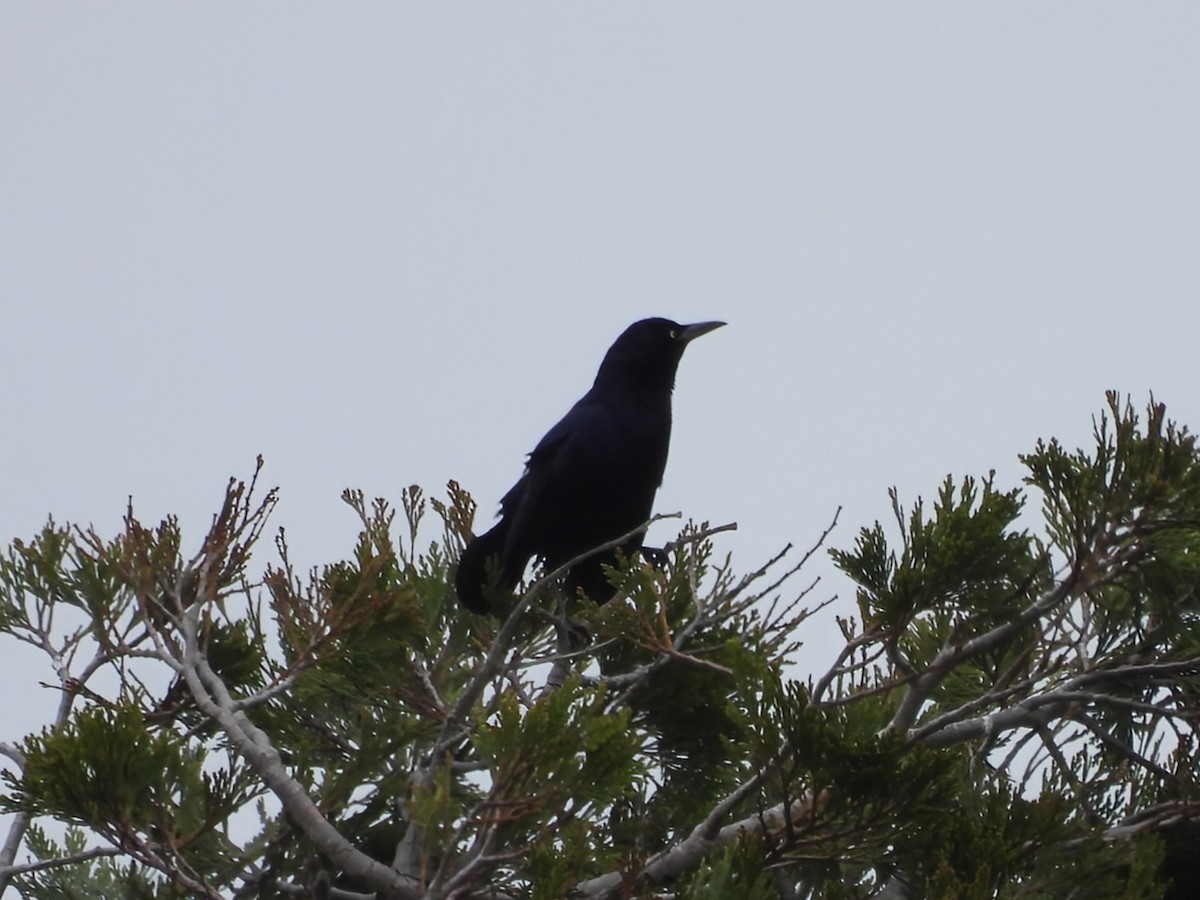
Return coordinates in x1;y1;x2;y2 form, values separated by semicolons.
3;5;1199;769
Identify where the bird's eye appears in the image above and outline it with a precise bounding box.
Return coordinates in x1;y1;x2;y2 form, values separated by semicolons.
668;328;679;340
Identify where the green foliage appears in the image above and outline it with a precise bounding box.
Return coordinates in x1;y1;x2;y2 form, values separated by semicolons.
681;837;780;900
471;677;640;848
1023;393;1200;554
8;704;199;830
526;818;594;900
590;534;752;833
4;705;256;856
831;472;1046;636
16;825;158;900
2;396;1199;899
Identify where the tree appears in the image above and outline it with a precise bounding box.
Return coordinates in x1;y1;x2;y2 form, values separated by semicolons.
1;392;1199;899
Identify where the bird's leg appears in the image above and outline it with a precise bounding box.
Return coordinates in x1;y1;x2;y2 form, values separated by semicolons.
556;588;592;652
544;591;574;691
544;585;591;691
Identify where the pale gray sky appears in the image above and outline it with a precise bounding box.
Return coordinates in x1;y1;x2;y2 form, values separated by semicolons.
3;4;1198;780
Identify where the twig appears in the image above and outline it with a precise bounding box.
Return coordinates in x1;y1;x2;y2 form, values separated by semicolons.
573;778;819;899
0;845;122;879
0;743;25;769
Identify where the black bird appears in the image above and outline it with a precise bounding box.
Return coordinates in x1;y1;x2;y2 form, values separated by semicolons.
455;317;725;615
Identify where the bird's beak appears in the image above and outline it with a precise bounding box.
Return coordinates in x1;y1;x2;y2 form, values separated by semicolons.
678;321;726;343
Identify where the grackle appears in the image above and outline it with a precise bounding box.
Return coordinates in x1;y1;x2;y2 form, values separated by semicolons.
455;318;724;615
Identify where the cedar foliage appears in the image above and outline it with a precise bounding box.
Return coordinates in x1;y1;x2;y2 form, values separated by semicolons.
1;392;1198;899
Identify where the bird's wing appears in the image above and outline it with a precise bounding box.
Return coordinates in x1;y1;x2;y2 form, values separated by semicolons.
498;394;610;564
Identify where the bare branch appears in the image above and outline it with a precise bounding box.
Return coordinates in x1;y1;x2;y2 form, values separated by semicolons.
175;595;419;899
0;743;25;769
574;785;821;899
885;553;1070;735
0;845;122;879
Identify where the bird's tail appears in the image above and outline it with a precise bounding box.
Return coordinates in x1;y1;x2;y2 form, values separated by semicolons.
454;520;523;615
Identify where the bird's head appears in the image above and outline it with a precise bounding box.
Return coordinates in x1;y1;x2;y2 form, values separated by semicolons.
594;317;725;393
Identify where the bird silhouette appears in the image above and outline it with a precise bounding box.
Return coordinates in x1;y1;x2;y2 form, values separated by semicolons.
455;317;724;615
